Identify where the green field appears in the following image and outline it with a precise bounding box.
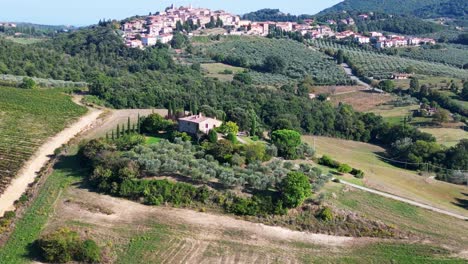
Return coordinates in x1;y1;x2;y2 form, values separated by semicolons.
4;37;45;45
0;87;86;194
370;104;420;125
201;63;245;81
304;136;468;217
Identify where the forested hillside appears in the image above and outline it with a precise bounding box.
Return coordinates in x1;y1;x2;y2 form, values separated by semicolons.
319;0;453;17
242;9;312;22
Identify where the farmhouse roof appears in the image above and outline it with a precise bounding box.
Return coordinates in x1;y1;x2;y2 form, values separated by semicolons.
179;113;216;124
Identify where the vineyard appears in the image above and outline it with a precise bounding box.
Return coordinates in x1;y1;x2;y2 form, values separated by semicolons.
308;39;468;80
397;45;468;68
0;86;86;194
193;37;353;85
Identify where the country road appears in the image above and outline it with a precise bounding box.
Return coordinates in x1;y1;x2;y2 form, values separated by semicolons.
339;179;468;221
0;99;103;217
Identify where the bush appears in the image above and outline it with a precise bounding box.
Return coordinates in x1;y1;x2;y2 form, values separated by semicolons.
37;228;101;263
318;207;333;221
337;164;352;174
351;168;365;178
318;155;340;168
77;239;101;263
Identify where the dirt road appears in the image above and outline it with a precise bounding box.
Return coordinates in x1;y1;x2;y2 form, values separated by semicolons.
339;180;468;221
0;104;102;217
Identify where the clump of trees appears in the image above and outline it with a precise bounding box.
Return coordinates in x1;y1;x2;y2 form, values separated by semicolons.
79;136;332;216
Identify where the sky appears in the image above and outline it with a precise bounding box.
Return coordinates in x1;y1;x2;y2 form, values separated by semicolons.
1;0;343;26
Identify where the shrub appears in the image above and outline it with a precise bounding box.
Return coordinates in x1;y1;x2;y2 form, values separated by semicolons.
318;207;333;222
351;168;365;178
226;132;237;143
37;228;82;263
318;155;340;168
337;164;352;174
76;239;101;263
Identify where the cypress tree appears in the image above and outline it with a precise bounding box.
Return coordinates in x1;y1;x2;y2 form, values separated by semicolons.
117;124;120;138
137;113;141;134
111;130;115;140
193;100;198;115
250;110;257;136
127;117;131;134
189;100;194;115
106;132;109;140
168;102;173;118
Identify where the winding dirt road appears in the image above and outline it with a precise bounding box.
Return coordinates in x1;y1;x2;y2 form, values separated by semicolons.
0;100;102;217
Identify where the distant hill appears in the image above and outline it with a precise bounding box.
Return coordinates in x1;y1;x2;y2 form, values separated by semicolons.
319;0;463;18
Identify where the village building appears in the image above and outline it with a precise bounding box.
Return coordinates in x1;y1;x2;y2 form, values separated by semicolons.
178;113;223;135
355;35;370;44
392;73;412;80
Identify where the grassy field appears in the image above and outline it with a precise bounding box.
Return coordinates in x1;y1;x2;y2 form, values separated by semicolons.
321;182;468;253
4;37;45;45
304;136;468;217
0;86;86;195
201;63;245;81
0;148;465;263
420;128;468;147
370;104;420;124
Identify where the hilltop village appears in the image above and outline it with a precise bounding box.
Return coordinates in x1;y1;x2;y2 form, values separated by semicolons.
122;5;436;49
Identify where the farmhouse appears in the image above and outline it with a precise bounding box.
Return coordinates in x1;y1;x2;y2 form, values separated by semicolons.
178;113;223;135
392;73;412;80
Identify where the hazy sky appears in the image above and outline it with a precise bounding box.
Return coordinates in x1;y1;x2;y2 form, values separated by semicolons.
1;0;343;26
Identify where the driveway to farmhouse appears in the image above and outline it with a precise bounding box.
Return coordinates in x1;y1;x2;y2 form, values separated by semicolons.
0;97;103;217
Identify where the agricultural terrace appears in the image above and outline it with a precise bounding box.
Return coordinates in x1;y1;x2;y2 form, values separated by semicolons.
397;44;468;68
308;39;468;80
193;37;353;86
0;86;87;195
304;136;468;217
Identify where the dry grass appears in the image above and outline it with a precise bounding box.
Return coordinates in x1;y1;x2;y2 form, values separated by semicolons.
312;85;365;95
420;128;468;147
330;90;394;112
303;136;468;217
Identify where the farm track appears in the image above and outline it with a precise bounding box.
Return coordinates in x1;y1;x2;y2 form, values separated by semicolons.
0;101;102;217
